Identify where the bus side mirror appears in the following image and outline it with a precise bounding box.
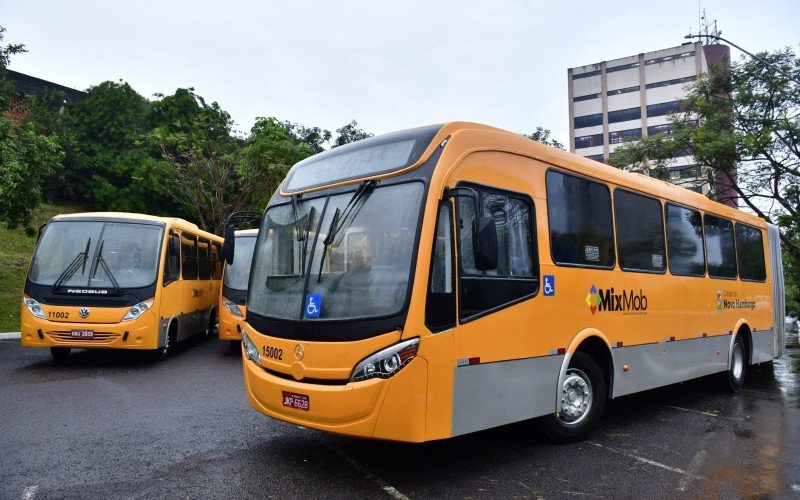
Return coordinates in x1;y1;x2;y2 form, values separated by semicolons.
473;216;498;271
222;225;235;265
170;235;181;256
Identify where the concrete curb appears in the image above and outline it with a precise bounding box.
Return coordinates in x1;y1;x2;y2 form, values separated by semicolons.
0;332;21;340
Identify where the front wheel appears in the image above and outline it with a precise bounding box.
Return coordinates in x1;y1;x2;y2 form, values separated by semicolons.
537;352;607;444
50;347;71;362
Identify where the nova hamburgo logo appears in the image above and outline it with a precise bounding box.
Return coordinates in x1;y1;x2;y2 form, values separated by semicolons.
586;285;648;315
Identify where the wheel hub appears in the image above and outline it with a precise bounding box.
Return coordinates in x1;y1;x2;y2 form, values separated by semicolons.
560;369;593;425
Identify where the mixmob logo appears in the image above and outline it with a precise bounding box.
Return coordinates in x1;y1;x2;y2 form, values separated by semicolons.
586;285;648;315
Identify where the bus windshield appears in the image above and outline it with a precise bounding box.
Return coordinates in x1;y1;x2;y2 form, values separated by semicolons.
248;182;424;321
29;221;164;289
224;236;257;290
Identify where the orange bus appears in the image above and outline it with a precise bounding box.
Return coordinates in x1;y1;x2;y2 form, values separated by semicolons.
219;228;258;351
237;122;785;442
21;212;223;361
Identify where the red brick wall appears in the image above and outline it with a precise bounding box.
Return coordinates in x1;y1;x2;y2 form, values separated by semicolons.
2;95;28;123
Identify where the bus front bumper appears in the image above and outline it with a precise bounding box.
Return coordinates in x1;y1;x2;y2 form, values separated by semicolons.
242;348;428;442
218;305;244;341
20;308;160;350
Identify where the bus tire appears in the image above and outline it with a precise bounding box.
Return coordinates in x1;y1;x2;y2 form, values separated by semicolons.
153;322;177;361
725;335;746;393
50;347;71;362
537;352;607;444
205;309;217;339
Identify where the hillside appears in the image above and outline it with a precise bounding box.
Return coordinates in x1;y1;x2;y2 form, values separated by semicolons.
0;203;83;332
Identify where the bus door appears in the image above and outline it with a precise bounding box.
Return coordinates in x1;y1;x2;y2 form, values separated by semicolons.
445;153;550;436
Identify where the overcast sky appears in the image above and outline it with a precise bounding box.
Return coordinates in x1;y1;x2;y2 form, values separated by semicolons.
3;0;799;144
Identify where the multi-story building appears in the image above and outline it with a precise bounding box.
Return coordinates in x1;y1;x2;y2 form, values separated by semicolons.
568;42;730;195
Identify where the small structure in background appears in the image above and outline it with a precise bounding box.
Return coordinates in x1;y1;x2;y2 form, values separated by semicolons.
2;69;86;122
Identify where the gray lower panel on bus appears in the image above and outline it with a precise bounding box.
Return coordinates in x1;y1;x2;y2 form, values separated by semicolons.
612;335;730;398
751;329;775;364
157;307;213;347
452;354;564;437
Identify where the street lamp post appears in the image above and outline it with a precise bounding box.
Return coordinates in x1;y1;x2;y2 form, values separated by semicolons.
684;34;800;85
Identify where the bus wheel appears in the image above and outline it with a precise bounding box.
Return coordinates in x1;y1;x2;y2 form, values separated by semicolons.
153;323;177;361
50;347;71;362
538;352;607;444
726;335;746;393
206;309;217;339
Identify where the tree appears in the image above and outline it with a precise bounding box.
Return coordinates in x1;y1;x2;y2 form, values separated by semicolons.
332;120;372;148
524;127;565;150
0;26;64;234
277;120;331;154
608;47;800;315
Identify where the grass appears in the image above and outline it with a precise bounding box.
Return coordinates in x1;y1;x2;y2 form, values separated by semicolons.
0;203;84;332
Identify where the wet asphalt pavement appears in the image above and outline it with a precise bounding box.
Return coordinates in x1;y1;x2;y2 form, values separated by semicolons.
1;334;799;499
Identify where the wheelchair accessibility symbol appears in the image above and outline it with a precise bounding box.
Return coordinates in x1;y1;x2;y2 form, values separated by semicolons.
305;294;322;318
543;275;555;296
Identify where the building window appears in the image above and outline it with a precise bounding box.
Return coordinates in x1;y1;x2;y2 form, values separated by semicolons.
584;154;605;162
606;62;640;73
607;85;640;96
646;75;696;89
609;128;642;144
575;134;604;149
645;51;695;65
666;204;705;277
573;93;600;102
546;170;615;268
574;113;603;129
608;107;641;124
573;69;601;80
647;124;673;135
614;190;665;273
646;100;684;117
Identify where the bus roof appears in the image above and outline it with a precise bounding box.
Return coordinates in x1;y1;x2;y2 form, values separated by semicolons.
433;122;767;228
49;212;222;236
235;229;259;237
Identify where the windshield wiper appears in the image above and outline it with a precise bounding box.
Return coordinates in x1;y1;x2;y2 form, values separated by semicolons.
316;181;376;282
89;241;121;292
291;194;306;242
300;206;316;274
52;237;92;290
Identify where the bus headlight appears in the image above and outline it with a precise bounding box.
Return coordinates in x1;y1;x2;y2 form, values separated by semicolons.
241;329;262;366
222;298;244;317
23;297;45;319
351;338;419;382
121;299;154;322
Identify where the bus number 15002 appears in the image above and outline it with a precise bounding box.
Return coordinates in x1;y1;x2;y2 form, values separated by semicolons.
262;346;283;360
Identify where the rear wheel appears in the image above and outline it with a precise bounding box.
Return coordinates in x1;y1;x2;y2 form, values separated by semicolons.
537;352;607;444
726;335;746;393
206;309;217;339
50;347;71;362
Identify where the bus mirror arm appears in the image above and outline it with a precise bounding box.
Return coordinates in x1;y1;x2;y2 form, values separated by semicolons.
222;224;236;265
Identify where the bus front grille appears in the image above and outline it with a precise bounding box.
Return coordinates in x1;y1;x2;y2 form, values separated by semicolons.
47;331;121;343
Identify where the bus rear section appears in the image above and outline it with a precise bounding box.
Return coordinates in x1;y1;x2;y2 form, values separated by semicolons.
21;213;223;361
219;229;258;349
239;122;784;443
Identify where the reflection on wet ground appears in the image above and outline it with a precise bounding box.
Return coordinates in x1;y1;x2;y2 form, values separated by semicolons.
694;341;800;498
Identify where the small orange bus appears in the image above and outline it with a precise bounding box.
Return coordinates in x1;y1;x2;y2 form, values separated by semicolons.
219;228;258;351
236;122;785;442
21;212;223;361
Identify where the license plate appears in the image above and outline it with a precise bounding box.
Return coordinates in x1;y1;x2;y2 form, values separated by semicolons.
282;391;310;411
70;330;94;338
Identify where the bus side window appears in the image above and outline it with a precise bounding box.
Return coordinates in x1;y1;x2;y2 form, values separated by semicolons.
425;202;456;332
735;223;766;281
211;242;223;279
456;185;538;320
198;238;212;280
181;233;199;280
164;231;181;284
